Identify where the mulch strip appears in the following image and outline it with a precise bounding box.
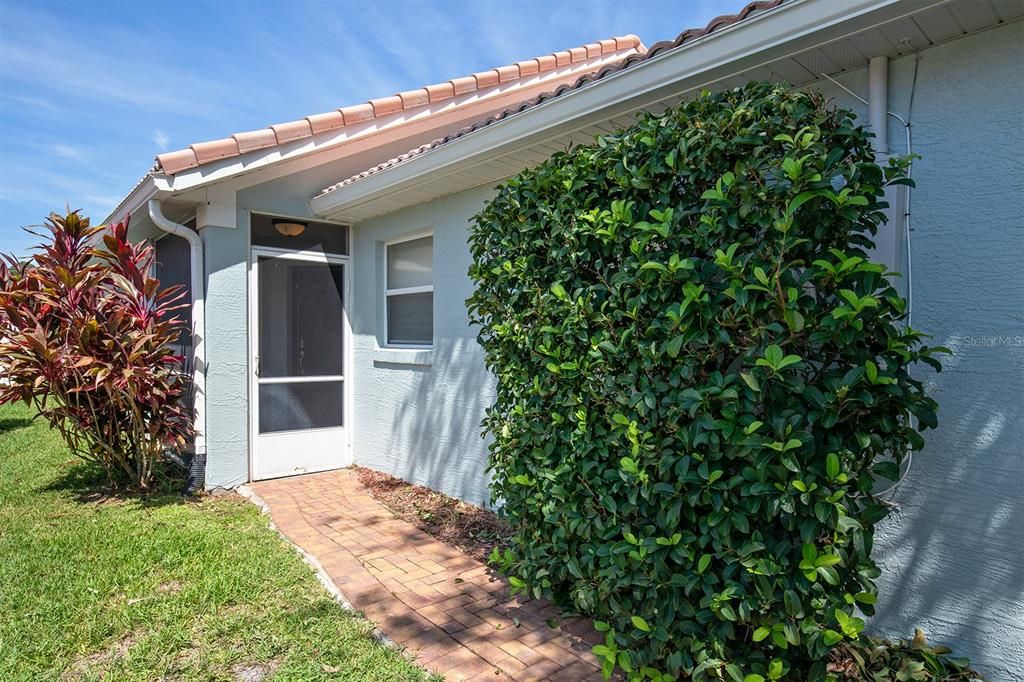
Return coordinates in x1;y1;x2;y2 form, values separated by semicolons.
353;466;512;564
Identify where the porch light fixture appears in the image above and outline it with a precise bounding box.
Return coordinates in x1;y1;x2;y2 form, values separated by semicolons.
272;219;307;237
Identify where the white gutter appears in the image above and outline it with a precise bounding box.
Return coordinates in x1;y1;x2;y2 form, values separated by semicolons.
147;199;207;469
105;174;160;226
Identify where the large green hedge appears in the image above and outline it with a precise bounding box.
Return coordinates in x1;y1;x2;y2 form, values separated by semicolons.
467;83;945;680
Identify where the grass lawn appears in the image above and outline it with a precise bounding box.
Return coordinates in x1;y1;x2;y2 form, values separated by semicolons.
0;401;431;681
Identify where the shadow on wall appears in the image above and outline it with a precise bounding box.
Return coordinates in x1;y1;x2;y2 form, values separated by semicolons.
862;23;1024;678
377;335;497;508
871;333;1024;678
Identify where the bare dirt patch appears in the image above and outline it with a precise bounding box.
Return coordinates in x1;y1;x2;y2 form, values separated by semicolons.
354;466;512;563
231;658;280;682
157;580;183;595
62;630;138;681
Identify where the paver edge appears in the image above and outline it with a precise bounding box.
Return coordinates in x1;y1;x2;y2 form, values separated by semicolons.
236;484;409;656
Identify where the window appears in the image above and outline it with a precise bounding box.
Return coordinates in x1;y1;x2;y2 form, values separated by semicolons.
154;233;193;350
385;235;433;346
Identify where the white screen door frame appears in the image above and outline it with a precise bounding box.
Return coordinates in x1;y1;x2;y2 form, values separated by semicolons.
248;246;352;480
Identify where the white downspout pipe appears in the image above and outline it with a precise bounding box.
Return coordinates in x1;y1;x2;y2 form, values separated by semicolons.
867;56;901;279
148;199;207;487
868;56;917;499
869;56;889;154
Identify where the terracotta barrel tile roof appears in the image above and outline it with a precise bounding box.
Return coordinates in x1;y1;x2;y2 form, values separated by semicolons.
154;34;645;176
340;102;375;125
535;54;557;71
495;64;521;83
369;95;405;117
317;0;785;198
397;89;430;109
515;59;540;77
271;120;313;144
472;70;500;89
424;82;456;102
233;129;277;154
191;138;239;165
449;75;478;96
307;111;346;135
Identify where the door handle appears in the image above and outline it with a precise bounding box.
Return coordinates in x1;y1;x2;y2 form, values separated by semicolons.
254;355;260;377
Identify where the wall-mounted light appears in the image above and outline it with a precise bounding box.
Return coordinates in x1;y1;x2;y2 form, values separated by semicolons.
272;219;307;237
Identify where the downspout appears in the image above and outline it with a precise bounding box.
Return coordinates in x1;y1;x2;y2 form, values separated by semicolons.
148;199;207;494
868;56;889;154
825;55;919;500
823;57;914;322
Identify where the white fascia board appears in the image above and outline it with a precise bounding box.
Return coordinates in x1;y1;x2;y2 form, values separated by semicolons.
134;51;639;196
102;50;639;225
311;0;949;220
104;175;164;225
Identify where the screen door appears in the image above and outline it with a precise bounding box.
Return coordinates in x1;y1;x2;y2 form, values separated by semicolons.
249;249;349;479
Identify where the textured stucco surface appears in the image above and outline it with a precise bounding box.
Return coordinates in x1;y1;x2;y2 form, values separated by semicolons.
816;23;1024;679
346;23;1023;676
192;20;1022;677
200;209;250;489
350;186;497;507
201;189;353;490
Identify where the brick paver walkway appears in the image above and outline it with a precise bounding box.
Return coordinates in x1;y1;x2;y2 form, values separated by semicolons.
247;469;603;681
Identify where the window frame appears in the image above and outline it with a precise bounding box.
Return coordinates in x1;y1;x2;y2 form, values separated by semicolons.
384;231;434;349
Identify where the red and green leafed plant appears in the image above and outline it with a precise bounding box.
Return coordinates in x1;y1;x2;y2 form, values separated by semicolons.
0;210;193;490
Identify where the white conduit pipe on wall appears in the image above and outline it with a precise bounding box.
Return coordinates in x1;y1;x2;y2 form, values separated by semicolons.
148;199;207;491
821;56;918;500
820;59;915;330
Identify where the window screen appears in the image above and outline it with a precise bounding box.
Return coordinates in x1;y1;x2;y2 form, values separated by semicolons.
385;236;432;346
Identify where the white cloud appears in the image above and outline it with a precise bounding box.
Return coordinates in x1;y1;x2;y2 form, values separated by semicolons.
153;129;170;151
0;5;239;121
51;144;82;159
10;94;59;113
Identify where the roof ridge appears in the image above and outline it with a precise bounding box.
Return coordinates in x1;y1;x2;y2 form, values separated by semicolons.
155;34;645;175
316;0;786;198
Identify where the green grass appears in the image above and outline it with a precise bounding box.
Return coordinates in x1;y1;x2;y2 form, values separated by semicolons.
0;401;430;681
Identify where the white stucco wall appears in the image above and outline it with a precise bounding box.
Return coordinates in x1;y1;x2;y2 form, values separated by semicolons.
349;185;498;506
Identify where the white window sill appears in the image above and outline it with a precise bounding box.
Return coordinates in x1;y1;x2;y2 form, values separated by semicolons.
372;347;433;367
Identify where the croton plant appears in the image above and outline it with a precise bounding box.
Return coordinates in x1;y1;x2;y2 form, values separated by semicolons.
0;211;193;490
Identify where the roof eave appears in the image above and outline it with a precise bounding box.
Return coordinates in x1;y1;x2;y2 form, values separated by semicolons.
104;173;166;225
105;45;646;222
311;0;943;222
152;35;646;176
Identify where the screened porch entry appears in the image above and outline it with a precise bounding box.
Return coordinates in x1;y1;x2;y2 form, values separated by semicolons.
248;214;351;480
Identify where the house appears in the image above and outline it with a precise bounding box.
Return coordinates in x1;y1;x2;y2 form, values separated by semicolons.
107;0;1023;677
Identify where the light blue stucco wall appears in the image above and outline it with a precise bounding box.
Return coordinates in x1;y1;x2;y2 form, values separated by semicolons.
350;186;497;507
815;22;1023;679
189;20;1022;676
200;191;344;490
347;22;1023;677
200;210;250;489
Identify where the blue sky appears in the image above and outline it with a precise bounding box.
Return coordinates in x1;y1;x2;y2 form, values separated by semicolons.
0;0;739;256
